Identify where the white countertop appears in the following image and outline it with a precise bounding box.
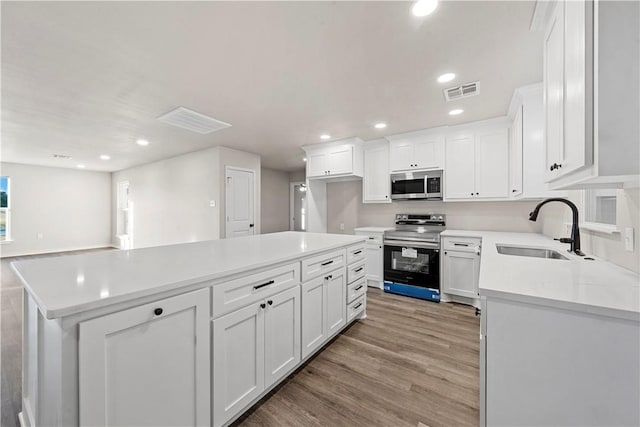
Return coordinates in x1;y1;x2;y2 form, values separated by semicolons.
442;230;640;321
354;226;395;233
12;231;365;319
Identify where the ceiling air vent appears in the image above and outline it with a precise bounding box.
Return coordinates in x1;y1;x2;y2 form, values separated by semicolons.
52;154;72;159
157;107;232;134
444;81;480;102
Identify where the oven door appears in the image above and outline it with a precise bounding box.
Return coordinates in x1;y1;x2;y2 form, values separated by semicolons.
383;240;440;289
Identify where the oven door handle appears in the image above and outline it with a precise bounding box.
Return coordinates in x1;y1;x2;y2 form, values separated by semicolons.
383;239;439;249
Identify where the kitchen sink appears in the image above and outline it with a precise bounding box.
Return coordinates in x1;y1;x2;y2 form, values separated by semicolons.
495;245;570;260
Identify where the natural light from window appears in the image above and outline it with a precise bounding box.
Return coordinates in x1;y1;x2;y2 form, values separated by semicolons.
0;176;9;241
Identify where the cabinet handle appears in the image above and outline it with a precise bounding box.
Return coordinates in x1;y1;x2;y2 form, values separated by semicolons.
353;302;363;310
321;260;334;266
454;243;469;246
267;300;273;306
385;195;388;198
470;192;474;196
512;189;517;193
368;237;375;240
254;279;275;290
355;267;364;273
353;250;362;255
444;251;447;255
379;245;382;249
476;192;479;195
154;308;163;316
355;285;364;291
260;303;266;309
325;274;333;280
549;163;563;171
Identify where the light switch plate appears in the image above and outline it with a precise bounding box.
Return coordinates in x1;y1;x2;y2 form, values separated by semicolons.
339;223;345;231
624;227;634;252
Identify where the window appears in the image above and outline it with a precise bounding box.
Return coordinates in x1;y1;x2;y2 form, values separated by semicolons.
0;176;9;242
583;188;617;230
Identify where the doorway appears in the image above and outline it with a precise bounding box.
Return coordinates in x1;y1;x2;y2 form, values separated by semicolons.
290;181;307;232
225;167;255;238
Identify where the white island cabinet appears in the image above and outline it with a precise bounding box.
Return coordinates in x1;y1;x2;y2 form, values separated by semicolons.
13;231;367;427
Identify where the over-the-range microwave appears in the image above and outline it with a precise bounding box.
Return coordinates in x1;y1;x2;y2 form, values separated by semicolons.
390;170;443;200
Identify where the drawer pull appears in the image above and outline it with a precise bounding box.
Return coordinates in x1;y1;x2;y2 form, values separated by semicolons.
355;267;364;273
454;243;470;247
254;280;275;290
355;285;364;291
353;250;362;255
353;302;363;310
368;237;375;240
321;260;334;266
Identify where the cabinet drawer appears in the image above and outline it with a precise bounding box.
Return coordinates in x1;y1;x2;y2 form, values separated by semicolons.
346;243;366;264
347;277;366;303
301;249;346;282
442;237;482;252
347;260;366;284
347;295;365;323
212;263;300;318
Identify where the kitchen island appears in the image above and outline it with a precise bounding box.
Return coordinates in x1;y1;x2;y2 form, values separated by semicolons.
442;230;640;427
13;231;367;427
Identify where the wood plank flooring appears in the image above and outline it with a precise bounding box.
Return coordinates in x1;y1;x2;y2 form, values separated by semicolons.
235;290;480;427
1;250;480;427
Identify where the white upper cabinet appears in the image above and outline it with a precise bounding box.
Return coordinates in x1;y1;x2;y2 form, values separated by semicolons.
387;128;445;172
362;139;391;203
304;138;364;180
445;119;510;201
509;105;524;197
534;0;639;189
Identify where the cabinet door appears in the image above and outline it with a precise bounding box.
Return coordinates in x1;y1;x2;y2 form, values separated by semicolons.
264;286;301;389
414;136;444;169
301;276;326;359
389;140;414;172
364;242;383;284
445;133;476;199
79;289;210;427
544;0;565;182
475;128;510;199
443;250;480;299
326;268;347;336
307;150;328;177
212;302;264;427
363;143;391;203
510;105;524;197
327;145;353;175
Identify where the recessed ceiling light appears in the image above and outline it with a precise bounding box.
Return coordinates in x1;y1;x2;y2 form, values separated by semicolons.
449;109;464;116
412;0;438;17
437;73;456;83
99;154;111;160
76;164;86;169
320;134;331;140
136;139;150;146
374;123;387;129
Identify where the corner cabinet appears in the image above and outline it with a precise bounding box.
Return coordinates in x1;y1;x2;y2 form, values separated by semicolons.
445;120;510;201
362;139;391;203
535;0;639;189
79;289;210;427
387;128;445;172
304;138;364;180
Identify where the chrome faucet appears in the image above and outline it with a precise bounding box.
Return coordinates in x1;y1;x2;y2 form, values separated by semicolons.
529;198;585;256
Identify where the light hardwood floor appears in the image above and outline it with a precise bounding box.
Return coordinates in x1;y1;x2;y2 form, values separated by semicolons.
1;250;480;427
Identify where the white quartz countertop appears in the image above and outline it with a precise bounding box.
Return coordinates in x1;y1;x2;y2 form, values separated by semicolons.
354;226;395;233
441;230;640;320
12;231;365;319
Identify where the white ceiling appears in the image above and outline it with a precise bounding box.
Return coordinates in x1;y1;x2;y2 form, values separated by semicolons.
1;1;542;172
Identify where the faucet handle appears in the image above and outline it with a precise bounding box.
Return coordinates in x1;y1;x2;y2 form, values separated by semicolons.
554;237;573;244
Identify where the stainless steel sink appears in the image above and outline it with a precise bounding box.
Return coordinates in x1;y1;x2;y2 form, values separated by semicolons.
496;245;570;260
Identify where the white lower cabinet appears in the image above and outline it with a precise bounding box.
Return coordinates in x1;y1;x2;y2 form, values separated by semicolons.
301;267;346;359
79;289;210;427
354;228;388;289
213;285;300;427
441;236;481;303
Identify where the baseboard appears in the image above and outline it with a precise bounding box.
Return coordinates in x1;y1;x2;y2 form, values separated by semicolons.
0;244;118;259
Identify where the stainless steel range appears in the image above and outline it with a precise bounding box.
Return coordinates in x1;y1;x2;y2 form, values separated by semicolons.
383;213;445;302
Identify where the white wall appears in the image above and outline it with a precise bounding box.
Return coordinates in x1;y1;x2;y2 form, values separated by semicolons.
327;180;543;235
0;162;112;257
541;189;640;273
111;148;221;248
261;167;289;234
218;147;261;238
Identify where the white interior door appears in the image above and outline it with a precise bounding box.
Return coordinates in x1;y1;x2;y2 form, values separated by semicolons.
290;182;307;231
226;167;255;238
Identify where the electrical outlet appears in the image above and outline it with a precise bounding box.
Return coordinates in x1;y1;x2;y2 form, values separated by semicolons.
339;223;345;231
624;227;634;252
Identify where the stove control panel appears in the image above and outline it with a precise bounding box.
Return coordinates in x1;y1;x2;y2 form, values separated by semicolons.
395;213;445;223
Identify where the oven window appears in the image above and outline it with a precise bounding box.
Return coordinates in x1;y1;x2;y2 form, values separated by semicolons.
392;178;424;195
390;249;430;274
